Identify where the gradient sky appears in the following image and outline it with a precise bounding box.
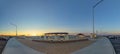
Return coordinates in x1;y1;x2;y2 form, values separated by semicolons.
0;0;120;35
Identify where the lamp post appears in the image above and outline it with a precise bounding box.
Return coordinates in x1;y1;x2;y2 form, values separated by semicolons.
92;0;103;38
10;23;18;36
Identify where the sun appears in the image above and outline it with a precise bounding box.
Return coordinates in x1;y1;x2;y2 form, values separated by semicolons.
31;33;37;36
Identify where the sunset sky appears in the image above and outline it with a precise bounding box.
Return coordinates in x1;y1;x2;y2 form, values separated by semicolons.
0;0;120;36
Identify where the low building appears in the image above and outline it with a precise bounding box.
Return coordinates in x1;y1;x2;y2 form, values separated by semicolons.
22;32;88;41
45;32;68;36
42;32;88;41
76;33;89;39
44;32;69;41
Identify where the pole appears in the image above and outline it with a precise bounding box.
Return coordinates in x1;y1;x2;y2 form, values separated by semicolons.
16;25;18;36
92;0;103;38
10;23;18;36
93;7;95;38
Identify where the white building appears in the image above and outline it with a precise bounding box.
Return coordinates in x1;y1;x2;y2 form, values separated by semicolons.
44;32;69;41
41;32;88;41
21;32;88;41
77;33;87;39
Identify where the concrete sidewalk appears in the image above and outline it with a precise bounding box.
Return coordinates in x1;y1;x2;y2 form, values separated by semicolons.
2;38;44;54
72;37;116;54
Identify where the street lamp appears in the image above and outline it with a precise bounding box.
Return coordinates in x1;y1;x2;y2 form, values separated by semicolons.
10;23;18;36
92;0;103;38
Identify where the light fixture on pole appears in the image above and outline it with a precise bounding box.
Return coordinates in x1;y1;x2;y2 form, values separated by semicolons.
92;0;103;38
10;23;18;36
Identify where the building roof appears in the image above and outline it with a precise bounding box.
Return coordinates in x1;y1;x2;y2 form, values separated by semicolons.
45;32;68;34
77;33;85;36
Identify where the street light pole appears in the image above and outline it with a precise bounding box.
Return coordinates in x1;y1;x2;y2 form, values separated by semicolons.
92;0;103;38
10;23;18;36
16;25;18;36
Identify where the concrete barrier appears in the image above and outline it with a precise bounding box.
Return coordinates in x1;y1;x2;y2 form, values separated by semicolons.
2;38;44;54
72;37;116;54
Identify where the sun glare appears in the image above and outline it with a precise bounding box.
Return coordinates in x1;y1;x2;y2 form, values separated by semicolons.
31;33;37;36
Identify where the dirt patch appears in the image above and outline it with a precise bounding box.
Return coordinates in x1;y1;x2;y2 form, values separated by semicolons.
18;39;95;54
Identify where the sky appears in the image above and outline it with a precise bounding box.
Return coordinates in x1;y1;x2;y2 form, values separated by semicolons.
0;0;120;35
